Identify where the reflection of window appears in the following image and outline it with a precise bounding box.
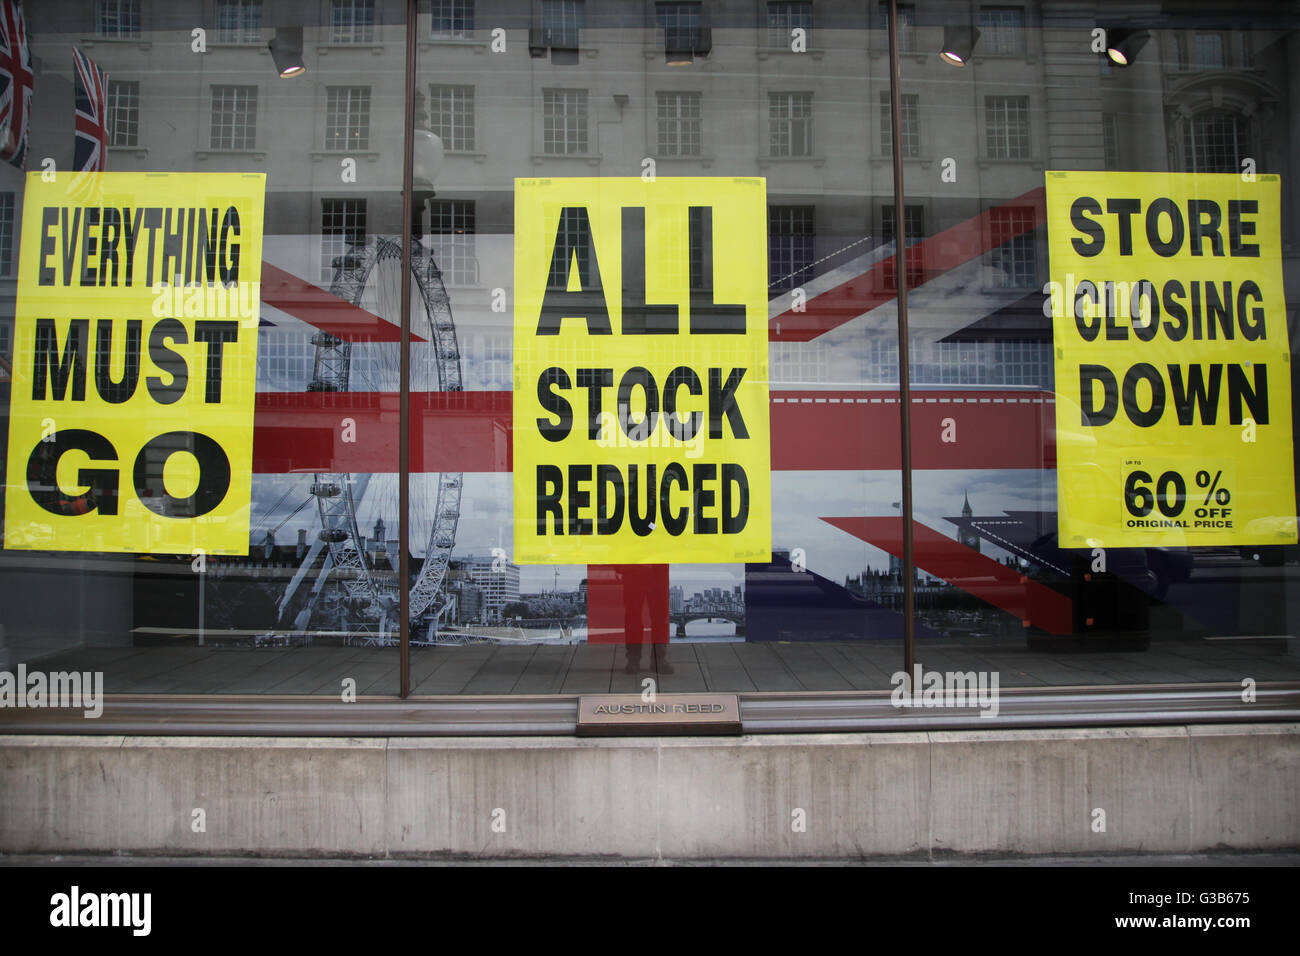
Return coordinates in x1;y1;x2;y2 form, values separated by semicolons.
259;330;313;388
978;6;1025;55
430;0;474;38
331;0;376;44
656;2;703;49
769;92;813;157
657;92;702;156
1193;32;1225;70
984;95;1030;159
428;200;477;286
768;205;815;292
108;80;140;147
0;192;13;275
767;2;812;49
548;207;592;289
879;92;919;157
878;2;915;52
98;0;141;37
209;85;257;150
541;0;584;49
1183;111;1248;173
1102;113;1119;170
994;339;1050;387
430;85;474;151
988;206;1036;288
214;0;262;44
325;87;371;150
543;88;587;154
321;199;367;282
881;204;925;289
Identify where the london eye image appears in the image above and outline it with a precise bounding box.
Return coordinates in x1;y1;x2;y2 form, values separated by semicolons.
300;231;464;645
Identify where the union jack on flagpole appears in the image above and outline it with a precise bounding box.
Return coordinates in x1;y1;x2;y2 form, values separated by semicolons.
73;47;109;173
0;0;33;169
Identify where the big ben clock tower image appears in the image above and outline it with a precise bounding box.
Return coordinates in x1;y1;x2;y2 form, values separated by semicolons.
959;492;981;553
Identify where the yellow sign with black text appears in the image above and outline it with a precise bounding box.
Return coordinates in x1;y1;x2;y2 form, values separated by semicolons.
4;172;266;555
1046;170;1295;547
513;177;771;564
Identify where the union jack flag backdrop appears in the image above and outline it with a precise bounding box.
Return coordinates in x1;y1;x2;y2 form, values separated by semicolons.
0;0;33;169
73;47;109;173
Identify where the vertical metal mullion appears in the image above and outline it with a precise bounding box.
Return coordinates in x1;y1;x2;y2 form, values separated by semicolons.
887;0;917;681
399;0;418;699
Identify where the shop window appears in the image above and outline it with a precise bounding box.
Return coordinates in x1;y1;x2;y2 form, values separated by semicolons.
878;2;915;52
1182;110;1249;173
428;199;477;287
769;91;813;157
209;84;257;150
213;0;262;44
97;0;140;37
988;205;1037;288
430;0;474;38
321;198;367;282
108;80;140;147
657;91;702;157
978;6;1026;56
430;85;475;151
879;91;919;157
766;2;812;49
324;86;371;151
881;204;925;289
543;88;588;154
768;205;815;291
984;94;1030;159
330;0;376;44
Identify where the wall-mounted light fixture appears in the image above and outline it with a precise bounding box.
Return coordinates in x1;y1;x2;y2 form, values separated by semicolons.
268;27;306;78
940;25;980;66
1105;28;1152;67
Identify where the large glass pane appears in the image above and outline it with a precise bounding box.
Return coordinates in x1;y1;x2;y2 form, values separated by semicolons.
0;2;408;695
905;0;1300;689
409;2;905;694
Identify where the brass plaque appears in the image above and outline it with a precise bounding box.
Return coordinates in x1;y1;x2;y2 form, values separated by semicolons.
577;694;742;736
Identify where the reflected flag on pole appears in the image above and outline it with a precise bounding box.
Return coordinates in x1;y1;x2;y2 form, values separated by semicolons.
0;0;33;169
73;47;109;173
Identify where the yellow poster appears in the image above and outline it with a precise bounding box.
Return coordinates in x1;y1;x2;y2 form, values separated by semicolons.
1046;170;1295;548
4;171;266;555
513;177;772;564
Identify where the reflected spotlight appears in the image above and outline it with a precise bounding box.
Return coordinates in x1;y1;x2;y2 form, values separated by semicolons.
1105;29;1151;67
940;25;980;66
269;27;306;78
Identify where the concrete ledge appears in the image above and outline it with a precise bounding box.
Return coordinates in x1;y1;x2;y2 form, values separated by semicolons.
2;726;1297;858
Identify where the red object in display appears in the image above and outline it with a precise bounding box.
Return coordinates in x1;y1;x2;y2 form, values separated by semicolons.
586;564;671;645
822;516;1074;635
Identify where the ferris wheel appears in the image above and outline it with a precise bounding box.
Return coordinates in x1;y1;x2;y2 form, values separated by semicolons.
307;235;463;643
